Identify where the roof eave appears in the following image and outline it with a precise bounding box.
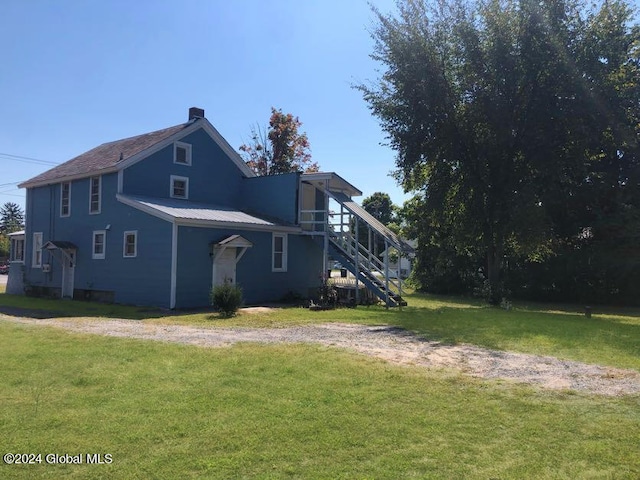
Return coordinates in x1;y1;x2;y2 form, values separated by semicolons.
174;218;301;232
20;116;255;189
301;172;362;197
18;166;119;189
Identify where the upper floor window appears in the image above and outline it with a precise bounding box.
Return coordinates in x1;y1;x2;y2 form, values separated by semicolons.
89;176;101;214
32;232;43;268
174;141;192;166
170;175;189;199
60;182;71;217
272;233;288;272
92;230;106;260
123;231;137;258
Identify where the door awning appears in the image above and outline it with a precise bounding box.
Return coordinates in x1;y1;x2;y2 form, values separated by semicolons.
214;235;253;249
43;240;77;251
210;235;253;263
43;241;77;264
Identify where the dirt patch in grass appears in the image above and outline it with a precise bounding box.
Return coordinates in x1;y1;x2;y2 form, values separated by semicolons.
240;307;279;314
2;315;639;396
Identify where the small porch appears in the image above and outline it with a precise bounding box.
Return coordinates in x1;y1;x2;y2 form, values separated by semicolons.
6;230;25;295
42;240;77;299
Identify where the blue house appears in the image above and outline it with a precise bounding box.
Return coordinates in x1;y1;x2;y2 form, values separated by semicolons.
14;107;413;309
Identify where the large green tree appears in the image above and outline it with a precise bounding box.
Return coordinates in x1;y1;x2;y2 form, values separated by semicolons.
362;192;396;226
360;0;639;303
240;108;319;176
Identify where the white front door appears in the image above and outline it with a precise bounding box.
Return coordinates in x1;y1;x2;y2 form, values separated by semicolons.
212;247;237;287
61;250;75;298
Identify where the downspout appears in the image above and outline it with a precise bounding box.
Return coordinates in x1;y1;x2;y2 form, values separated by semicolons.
170;222;178;309
355;216;360;305
323;179;329;279
296;177;302;227
48;185;55;285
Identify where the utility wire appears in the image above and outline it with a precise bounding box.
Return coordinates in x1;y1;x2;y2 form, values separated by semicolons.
0;152;59;166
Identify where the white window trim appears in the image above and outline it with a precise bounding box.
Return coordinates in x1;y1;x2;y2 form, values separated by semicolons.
11;237;25;263
32;232;43;268
123;230;138;258
174;141;192;166
272;233;288;272
60;182;71;217
170;175;189;199
92;230;106;260
89;176;102;215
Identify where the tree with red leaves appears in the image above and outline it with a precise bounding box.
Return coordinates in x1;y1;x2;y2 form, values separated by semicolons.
240;108;319;176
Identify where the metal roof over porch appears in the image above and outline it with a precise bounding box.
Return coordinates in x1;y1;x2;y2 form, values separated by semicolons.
117;194;301;232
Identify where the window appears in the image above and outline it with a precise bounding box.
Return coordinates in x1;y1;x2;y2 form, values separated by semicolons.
92;230;106;259
170;175;189;199
60;182;71;217
123;231;137;258
272;233;288;272
89;176;101;214
10;237;24;262
174;141;192;165
32;232;43;268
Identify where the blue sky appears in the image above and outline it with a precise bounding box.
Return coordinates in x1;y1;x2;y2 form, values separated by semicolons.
0;0;407;215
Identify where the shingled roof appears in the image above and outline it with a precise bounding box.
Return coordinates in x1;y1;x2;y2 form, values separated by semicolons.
19;121;194;188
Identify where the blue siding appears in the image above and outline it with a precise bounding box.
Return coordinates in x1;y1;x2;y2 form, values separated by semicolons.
122;128;245;206
24;173;173;307
24;185;54;286
175;226;324;308
241;173;299;224
22;123;330;309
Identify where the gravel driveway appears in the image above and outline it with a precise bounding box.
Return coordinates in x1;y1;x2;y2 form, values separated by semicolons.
3;314;639;396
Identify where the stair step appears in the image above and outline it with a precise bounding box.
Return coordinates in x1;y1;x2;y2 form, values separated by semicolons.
327;237;407;308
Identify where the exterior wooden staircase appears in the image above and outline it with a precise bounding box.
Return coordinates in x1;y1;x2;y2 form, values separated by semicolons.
328;232;407;307
300;173;415;308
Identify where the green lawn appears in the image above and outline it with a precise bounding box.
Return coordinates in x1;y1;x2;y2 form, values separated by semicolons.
1;322;638;479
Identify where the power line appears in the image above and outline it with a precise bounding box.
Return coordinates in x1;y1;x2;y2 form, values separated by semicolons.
0;152;59;166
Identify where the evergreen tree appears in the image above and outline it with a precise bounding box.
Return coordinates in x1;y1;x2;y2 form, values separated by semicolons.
0;202;24;234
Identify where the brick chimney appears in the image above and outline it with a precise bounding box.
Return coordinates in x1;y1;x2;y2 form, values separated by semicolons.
188;107;205;120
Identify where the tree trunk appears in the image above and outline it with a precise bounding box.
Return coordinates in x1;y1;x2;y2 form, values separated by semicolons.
486;244;503;305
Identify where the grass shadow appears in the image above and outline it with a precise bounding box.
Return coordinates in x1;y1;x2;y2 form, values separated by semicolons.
0;293;167;320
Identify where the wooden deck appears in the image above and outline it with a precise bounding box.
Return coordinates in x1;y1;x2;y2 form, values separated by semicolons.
327;271;378;305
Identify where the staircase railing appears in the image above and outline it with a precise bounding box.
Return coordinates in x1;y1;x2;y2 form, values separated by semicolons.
328;231;404;307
